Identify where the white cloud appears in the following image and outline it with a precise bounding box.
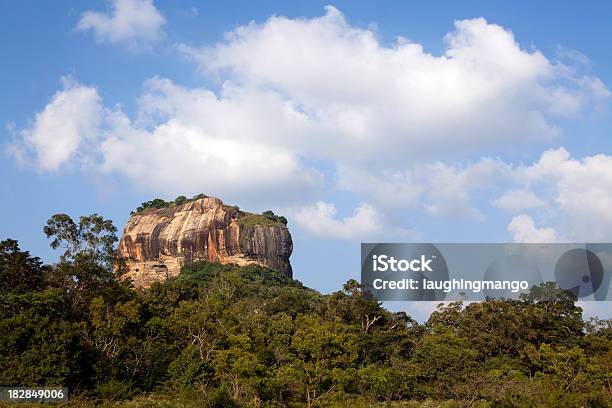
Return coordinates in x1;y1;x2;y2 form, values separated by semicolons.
419;158;511;220
77;0;166;48
9;77;103;171
516;148;612;241
290;200;416;240
428;148;612;242
371;147;612;242
336;165;422;209
9;76;320;204
10;8;612;242
337;145;612;241
181;7;608;164
507;214;557;243
493;189;547;212
98;77;322;202
338;157;513;219
293;201;383;240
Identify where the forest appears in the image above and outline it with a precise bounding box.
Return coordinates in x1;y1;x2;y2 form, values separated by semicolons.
0;213;610;407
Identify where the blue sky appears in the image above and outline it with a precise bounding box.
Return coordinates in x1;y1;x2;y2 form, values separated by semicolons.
1;1;611;320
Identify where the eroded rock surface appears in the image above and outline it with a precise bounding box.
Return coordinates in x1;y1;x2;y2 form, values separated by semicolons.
117;197;292;287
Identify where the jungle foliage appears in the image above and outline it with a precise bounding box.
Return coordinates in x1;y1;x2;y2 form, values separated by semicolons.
0;214;610;407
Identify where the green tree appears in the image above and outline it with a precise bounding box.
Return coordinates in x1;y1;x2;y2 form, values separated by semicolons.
44;213;118;270
411;327;479;398
0;239;46;300
284;313;359;406
212;334;265;402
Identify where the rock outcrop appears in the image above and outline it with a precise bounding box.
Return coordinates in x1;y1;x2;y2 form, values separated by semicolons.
117;196;292;287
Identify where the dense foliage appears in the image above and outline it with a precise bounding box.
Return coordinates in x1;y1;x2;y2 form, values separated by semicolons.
0;214;610;407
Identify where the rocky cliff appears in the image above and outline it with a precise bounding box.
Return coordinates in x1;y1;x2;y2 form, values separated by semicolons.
117;196;293;287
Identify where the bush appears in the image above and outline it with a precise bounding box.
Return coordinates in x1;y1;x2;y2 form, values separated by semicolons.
94;380;135;401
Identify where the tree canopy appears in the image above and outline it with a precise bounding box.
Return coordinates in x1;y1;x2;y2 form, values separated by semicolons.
0;214;609;407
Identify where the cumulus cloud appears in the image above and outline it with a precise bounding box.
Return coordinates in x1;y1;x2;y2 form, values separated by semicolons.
337;145;612;241
10;8;612;240
419;159;511;220
9;77;103;171
77;0;166;48
352;146;612;241
507;214;557;243
181;7;608;164
422;148;612;241
292;201;383;240
336;165;422;209
516;148;612;241
493;189;547;212
291;201;418;240
338;157;512;220
8;76;320;204
103;78;323;202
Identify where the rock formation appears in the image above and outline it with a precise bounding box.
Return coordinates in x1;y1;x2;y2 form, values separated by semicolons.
117;196;292;287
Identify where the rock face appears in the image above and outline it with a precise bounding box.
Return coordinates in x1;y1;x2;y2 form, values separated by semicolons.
117;197;293;287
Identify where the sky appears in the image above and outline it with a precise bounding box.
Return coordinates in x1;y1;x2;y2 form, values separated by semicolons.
1;0;612;321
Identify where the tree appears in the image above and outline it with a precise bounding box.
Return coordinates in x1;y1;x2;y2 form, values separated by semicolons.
325;279;385;331
262;210;288;226
0;239;87;389
411;327;479;398
538;343;594;393
0;239;46;298
44;213;118;270
0;305;84;387
288;313;359;406
520;282;585;347
43;214;132;317
212;334;265;402
355;363;415;403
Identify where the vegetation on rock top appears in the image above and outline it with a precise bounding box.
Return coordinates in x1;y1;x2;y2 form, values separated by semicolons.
237;210;288;227
130;194;209;215
130;194;288;227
